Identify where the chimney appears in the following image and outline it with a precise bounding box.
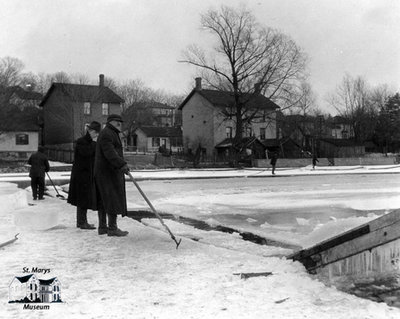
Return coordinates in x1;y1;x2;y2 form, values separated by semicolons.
195;77;202;91
99;74;105;87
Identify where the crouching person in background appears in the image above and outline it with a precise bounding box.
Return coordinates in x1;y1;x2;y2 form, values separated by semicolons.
68;121;102;230
94;114;129;237
28;146;50;200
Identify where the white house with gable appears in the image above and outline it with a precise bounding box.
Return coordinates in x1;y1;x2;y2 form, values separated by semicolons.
9;274;40;302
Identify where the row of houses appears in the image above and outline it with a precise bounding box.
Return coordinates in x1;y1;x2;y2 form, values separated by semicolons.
0;74;366;163
9;274;61;303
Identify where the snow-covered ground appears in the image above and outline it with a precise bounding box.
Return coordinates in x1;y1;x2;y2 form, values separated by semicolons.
1;165;400;318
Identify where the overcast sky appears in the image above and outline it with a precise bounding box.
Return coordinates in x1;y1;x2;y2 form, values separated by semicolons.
1;0;399;113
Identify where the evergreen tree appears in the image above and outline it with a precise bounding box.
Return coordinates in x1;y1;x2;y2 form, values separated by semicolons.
374;93;400;153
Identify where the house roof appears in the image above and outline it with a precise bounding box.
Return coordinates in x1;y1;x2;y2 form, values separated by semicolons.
262;138;280;147
332;116;352;124
179;89;280;111
130;101;175;110
39;83;124;106
15;274;35;283
215;137;266;149
1;86;43;101
135;126;182;137
147;101;175;110
284;114;318;123
320;138;364;147
39;278;58;285
0;105;41;131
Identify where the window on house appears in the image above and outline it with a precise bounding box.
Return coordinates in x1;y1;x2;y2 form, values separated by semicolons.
15;134;29;145
152;137;160;147
84;102;91;114
245;127;252;137
102;103;109;115
226;127;232;138
260;128;266;140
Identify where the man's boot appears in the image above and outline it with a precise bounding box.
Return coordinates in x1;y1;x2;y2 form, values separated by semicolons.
76;207;84;228
77;207;95;229
107;214;128;237
98;210;108;235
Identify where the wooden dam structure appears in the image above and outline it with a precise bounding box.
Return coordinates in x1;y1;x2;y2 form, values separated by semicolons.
289;209;400;304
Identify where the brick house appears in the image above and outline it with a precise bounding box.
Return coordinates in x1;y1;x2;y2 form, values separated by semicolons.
39;74;124;148
179;78;280;158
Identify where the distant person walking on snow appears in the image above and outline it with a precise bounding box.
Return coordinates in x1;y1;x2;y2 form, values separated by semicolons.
270;152;278;175
68;121;101;230
28;146;50;200
94;114;130;237
312;154;319;170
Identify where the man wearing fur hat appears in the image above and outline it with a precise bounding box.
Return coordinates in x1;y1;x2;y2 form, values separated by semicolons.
94;114;130;237
68;121;101;230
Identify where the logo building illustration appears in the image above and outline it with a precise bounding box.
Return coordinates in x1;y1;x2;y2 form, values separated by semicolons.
9;274;62;303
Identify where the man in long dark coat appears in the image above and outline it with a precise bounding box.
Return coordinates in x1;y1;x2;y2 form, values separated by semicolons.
270;151;278;175
28;146;50;200
68;121;101;230
94;114;130;237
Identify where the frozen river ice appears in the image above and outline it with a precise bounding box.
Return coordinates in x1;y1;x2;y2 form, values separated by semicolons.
126;173;400;248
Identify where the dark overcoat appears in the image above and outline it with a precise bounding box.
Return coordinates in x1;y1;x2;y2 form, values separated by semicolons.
67;132;97;209
28;151;50;178
94;123;127;216
270;153;278;166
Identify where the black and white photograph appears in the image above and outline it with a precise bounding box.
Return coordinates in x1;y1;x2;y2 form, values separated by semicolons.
1;0;400;318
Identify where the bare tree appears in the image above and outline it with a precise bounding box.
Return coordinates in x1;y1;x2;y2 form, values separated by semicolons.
50;71;72;83
327;74;381;142
0;56;25;87
290;82;317;116
180;5;307;145
70;73;91;85
116;79;150;111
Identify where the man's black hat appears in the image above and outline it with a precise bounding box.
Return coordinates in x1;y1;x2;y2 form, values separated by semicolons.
107;114;123;123
87;121;101;132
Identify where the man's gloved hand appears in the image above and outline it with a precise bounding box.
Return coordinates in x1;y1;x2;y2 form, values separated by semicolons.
121;164;130;175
